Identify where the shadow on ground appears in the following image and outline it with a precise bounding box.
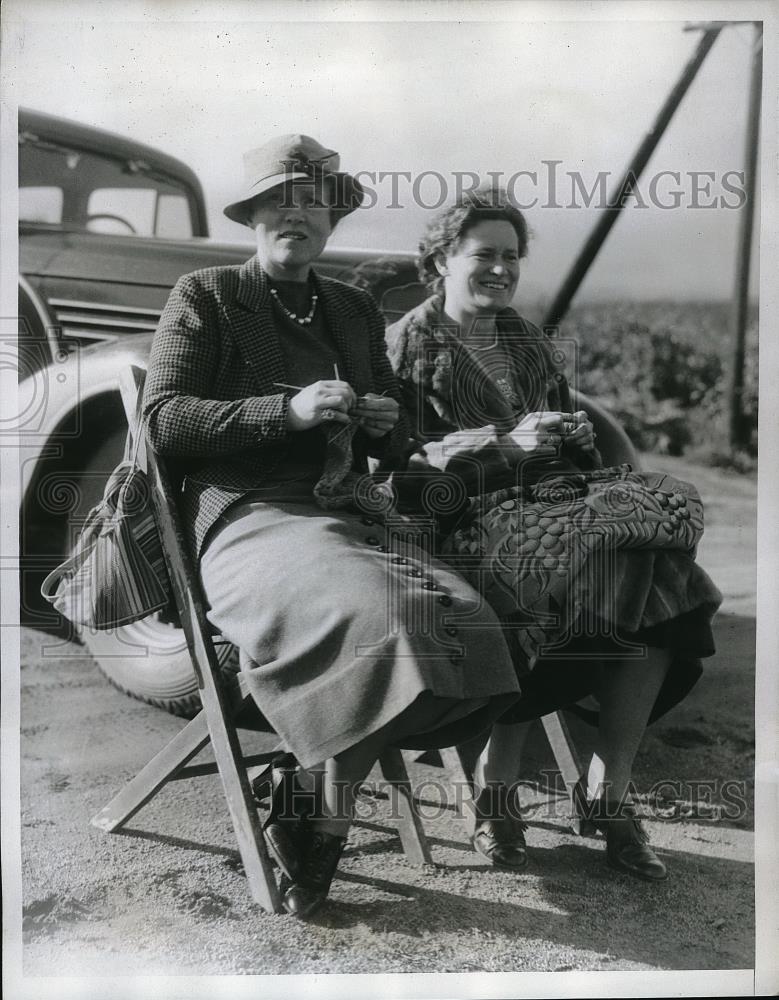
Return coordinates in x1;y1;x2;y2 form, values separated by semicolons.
18;612;754;975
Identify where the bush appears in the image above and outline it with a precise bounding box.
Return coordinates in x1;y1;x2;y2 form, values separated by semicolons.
557;301;758;465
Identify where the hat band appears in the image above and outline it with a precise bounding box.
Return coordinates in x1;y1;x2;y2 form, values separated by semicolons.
250;154;336;190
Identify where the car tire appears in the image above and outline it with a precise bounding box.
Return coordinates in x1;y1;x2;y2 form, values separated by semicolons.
27;392;230;719
78;613;239;718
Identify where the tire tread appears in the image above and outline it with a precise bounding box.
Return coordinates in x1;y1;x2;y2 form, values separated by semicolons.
96;664;204;718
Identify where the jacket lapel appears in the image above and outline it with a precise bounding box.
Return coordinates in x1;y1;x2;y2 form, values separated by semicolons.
226;256;287;390
316;276;370;393
226;260;370;394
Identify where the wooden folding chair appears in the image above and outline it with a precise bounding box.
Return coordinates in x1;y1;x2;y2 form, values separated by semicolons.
90;365;431;914
92;364;584;914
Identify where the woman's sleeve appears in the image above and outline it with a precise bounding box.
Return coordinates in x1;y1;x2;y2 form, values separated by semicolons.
406;417;518;478
391;323;520;489
142;273;290;458
553;372;604;470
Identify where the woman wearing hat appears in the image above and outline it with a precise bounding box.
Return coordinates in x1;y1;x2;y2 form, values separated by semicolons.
143;136;522;918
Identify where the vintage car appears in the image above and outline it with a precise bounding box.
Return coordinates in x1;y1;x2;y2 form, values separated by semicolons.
18;108;638;716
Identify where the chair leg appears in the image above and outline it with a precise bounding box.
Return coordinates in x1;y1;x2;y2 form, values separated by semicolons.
541;711;583;832
91;709;211;832
197;680;282;913
378;748;432;865
439;746;477;829
92;682;282;913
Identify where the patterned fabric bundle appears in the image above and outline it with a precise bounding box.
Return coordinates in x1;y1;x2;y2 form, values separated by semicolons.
444;466;721;667
40;459;172;629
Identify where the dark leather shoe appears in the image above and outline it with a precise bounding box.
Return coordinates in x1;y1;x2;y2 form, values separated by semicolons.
573;779;667;881
605;807;667;882
471;783;529;870
472;816;529;870
262;767;313;881
283;829;347;919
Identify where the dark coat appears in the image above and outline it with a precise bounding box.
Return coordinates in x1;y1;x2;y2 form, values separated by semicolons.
143;255;406;558
385;294;601;495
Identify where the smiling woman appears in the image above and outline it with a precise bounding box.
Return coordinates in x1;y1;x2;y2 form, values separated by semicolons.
387;186;723;881
435;220;521;315
419;195;529;319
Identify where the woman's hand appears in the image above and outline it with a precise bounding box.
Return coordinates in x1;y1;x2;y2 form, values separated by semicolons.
351;393;400;438
509;411;570;455
285;380;356;431
565;410;597;452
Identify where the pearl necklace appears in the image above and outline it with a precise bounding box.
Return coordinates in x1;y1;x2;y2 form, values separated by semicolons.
269;286;319;326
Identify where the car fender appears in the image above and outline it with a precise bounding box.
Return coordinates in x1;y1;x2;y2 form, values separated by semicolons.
570;390;640;469
19;335;154;505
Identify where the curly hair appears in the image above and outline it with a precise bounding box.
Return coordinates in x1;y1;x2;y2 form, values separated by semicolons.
417;187;530;292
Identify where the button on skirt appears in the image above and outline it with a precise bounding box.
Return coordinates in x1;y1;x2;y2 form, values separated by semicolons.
199;499;521;768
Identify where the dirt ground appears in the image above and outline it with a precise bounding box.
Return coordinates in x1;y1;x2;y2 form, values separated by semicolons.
10;455;758;988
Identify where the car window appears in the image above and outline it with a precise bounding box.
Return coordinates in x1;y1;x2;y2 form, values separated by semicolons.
19;132;196;238
86;187;156;235
19;186;64;224
155;193;193;238
85;188;192;237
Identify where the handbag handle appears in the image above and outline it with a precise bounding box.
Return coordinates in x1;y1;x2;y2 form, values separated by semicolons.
118;433;149;514
121;378;147;470
116;377;149;514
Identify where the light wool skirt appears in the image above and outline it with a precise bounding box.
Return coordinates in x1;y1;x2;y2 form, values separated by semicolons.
199;499;521;768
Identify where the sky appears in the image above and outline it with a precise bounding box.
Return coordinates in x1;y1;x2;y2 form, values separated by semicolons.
3;0;768;304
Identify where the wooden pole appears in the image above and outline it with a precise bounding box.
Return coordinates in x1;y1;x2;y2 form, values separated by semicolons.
542;24;723;330
728;23;762;453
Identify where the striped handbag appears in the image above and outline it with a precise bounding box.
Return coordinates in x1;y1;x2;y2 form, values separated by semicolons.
41;440;172;630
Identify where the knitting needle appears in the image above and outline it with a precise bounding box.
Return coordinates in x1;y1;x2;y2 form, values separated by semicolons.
274;380;390;400
351;391;391;413
333;363;340;380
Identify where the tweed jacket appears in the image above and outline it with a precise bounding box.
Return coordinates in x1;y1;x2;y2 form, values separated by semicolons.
385;294;601;495
143;255;406;559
